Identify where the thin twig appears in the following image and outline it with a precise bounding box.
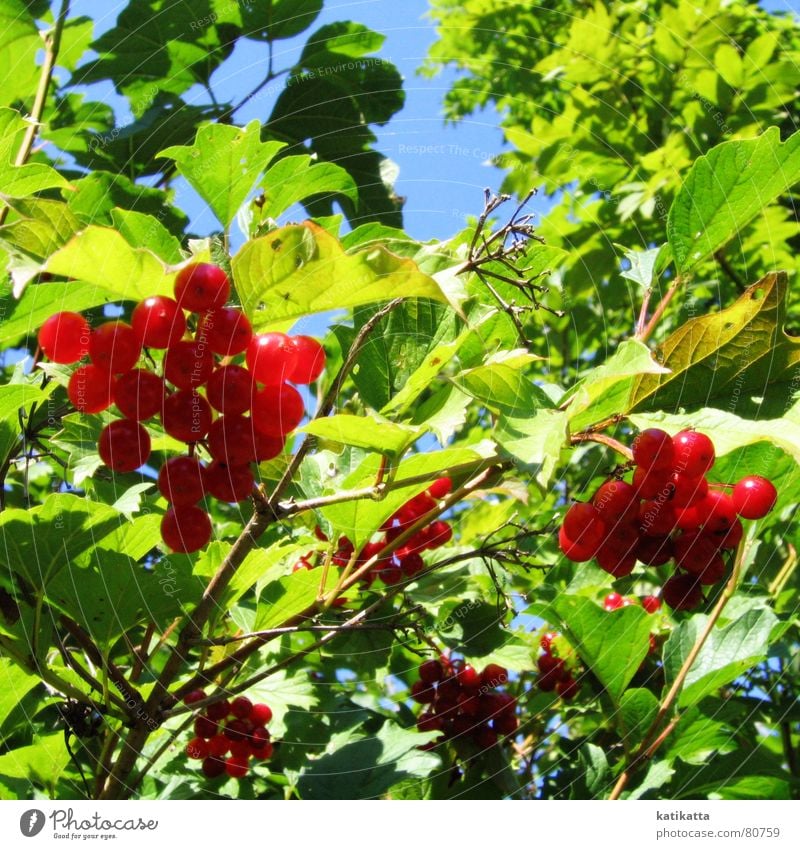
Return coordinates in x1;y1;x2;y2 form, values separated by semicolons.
636;275;683;343
569;432;634;461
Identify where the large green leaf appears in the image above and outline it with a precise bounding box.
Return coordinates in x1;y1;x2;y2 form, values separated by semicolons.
0;734;70;795
0;0;41;107
255;565;338;630
453;353;552;417
0;658;39;731
0;199;80;263
631;273;800;415
0;108;69;199
618;688;660;749
159;121;284;228
241;0;322;40
301;415;422;457
0;382;51;465
669;128;800;274
663;606;777;708
232;222;446;327
495;408;568;490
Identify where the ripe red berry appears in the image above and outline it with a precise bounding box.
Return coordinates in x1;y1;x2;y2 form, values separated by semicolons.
538;654;567;690
38;311;90;363
411;680;436;704
249;726;271;751
230;696;253;720
158;456;205;505
638;499;677;537
635;535;673;566
494;712;519;735
596;542;637;578
731;475;777;520
558;524;598;563
202;308;252;356
456;664;481;690
206;364;254;415
673;430;715;476
174;263;230;312
481;663;508;687
428;477;452;499
669;472;709;508
206;700;230;722
194;715;218;739
161;389;212;443
556;677;580;701
642;595;661;614
161;505;212;553
131;296;185;348
632;465;673;500
632;428;675;470
249;703;273;726
540;631;558;653
204;461;254;503
419;660;444;684
694;553;726;585
426;520;453;549
163;339;214;390
207;735;230;758
186;737;209;760
68;364;115;413
113;369;164;420
254;430;285;462
183;689;207;706
603;592;625;611
251;741;274;761
474;726;498;748
207;414;258;466
251;382;305;437
593;479;639;520
661;573;704;611
89;321;142;373
286;335;326;384
98;419;151;472
563;502;605;548
246;332;297;385
695;490;738;533
709;517;743;550
201;756;226;778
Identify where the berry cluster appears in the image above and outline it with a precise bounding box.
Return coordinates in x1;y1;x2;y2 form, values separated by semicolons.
537;632;580;700
558;428;778;611
37;263;326;553
412;657;518;749
183;689;274;779
293;478;454;588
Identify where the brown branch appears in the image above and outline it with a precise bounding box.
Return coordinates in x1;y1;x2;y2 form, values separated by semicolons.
636;275;684;343
569;432;634;461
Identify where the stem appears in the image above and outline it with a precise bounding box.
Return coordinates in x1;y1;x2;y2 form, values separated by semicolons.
0;0;70;227
569;432;633;461
608;539;747;799
636;276;683;343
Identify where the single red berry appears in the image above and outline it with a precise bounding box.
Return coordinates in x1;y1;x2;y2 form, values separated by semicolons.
563;502;606;548
603;592;626;611
642;595;661;614
673;430;715;476
183;689;207;706
674;530;721;573
201;756;226;778
246;332;298;385
249;703;273;725
89;321;142;373
674;505;702;531
223;719;250;741
419;660;444;684
635;535;673;566
593;479;639;520
558;524;598;563
206;700;230;722
540;631;558;653
207;414;259;466
202;308;252;356
285;335;326;384
399;550;425;576
709;518;743;550
538;654;567;690
204;462;254;503
249;726;271;751
207;735;229;757
38;311;90;363
596;542;637;578
251;382;305;437
669;472;709;508
194;715;218;739
481;663;508;687
427;477;452;499
632;465;673;500
695;554;726;585
411;680;436;704
417;710;444;734
228;738;252;759
158;456;205;505
473;726;498;748
174;263;230;312
731;475;777;520
661;573;704;611
68;365;115;413
556;677;580;701
456;664;481;690
494;712;519;736
132;296;185;348
632;428;675;470
224;755;250;778
230;696;253;720
254;430;285;462
206;364;254;415
98;420;151;472
113;369;164;420
638;499;677;537
186;737;209;759
251;741;274;761
696;490;738;533
161;389;212;443
161;505;212;553
426;520;453;549
163;339;214;390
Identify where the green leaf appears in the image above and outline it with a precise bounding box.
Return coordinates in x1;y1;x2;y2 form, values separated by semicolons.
299;21;384;66
619;245;666;290
260;154;358;221
578;743;609;797
0;198;80;263
495;408;568;489
0;734;70;792
665;711;737;765
453;353;552;417
110;208;184;263
631;273;800;415
44;226;174;301
0;1;41;107
159;121;284;229
0;382;50;465
550;596;652;704
715;44;744;90
618;688;660;749
668;128;800;274
0;658;39;730
296;722;439;799
242;0;322;41
246;668;318;737
232;222;446;328
301;415;422;457
663;607;777;709
563;339;669;431
0;108;69;198
255;566;338;631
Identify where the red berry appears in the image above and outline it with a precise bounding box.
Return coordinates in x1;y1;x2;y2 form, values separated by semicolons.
204;462;254;503
207;735;230;757
456;664;481;690
563;502;605;548
473;726;498;748
427;477;452;499
38;311;90;363
113;369;164;420
662;573;704;611
638;499;677;537
174;263;230;312
556;677;580;701
206;700;230;721
201;756;226;778
251;741;274;761
161;389;212;443
132;296;185;348
673;430;715;476
249;703;273;725
696;490;738;533
642;595;661;614
593;480;639;520
183;689;206;706
223;719;250;741
254;430;285;462
674;505;702;531
558;524;598;563
163;339;214;390
68;364;115;413
186;737;209;759
632;465;673;500
161;505;212;553
285;335;326;384
669;472;709;508
207;414;259;466
419;660;444;684
480;663;508;687
709;518;743;550
426;520;453;549
230;696;253;720
632;428;675;470
206;365;254;415
731;475;777;520
540;631;558;653
635;535;673;566
228;738;252;759
249;726;271;751
695;553;726;585
251;382;305;437
194;715;218;739
246;332;297;385
538;654;567;690
158;456;205;506
411;680;436;704
202;308;252;356
603;592;625;611
399;551;425;576
224;755;250;778
98;419;151;472
417;710;444;734
674;530;721;572
494;712;519;735
89;321;141;373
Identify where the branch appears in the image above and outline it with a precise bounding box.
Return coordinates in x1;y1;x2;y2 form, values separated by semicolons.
635;275;683;343
0;0;70;227
569;432;634;461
